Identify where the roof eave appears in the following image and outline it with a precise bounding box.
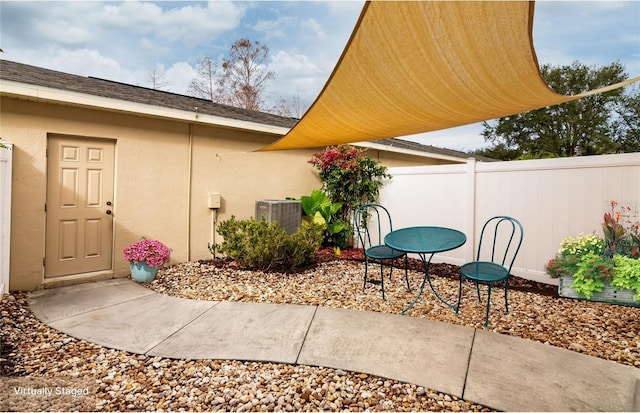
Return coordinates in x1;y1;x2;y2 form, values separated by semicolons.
0;79;291;136
354;141;469;163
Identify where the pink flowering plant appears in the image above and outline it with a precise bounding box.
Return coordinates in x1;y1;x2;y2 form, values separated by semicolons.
123;238;171;267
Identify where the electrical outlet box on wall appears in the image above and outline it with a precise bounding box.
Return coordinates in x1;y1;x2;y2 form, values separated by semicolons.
208;193;221;209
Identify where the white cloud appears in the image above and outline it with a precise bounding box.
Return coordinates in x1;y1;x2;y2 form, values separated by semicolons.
163;62;199;95
252;16;292;40
98;1;246;45
300;18;326;40
269;50;326;106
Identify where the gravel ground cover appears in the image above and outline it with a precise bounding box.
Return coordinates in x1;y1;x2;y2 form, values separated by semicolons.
1;251;639;412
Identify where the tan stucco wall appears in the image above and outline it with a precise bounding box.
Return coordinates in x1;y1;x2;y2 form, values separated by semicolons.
1;95;459;291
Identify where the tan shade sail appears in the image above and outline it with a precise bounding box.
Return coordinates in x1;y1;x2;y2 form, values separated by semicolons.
261;1;639;151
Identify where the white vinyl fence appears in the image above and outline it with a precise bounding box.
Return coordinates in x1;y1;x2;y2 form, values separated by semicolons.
379;152;640;285
0;143;12;294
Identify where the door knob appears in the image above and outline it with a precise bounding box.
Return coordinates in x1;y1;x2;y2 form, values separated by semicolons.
106;210;112;215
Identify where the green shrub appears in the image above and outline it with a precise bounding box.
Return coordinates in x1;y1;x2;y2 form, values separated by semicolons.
611;254;640;300
300;189;351;249
215;216;323;271
571;252;615;299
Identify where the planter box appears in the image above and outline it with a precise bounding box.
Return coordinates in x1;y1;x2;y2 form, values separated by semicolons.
558;275;639;307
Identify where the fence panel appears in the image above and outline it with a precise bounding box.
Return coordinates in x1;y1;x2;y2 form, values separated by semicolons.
380;152;640;284
0;143;12;294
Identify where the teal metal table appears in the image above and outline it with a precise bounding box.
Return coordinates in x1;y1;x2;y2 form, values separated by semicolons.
385;226;466;314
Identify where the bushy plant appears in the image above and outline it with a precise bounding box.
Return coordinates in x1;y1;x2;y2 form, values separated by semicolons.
308;145;391;224
546;233;604;279
571;252;615;299
558;233;605;257
300;189;351;249
611;254;640;300
545;255;580;279
215;216;323;271
545;204;640;302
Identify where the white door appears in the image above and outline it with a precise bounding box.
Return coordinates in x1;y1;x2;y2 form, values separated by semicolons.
45;136;115;277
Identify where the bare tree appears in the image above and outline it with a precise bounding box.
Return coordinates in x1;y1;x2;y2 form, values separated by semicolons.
270;91;307;118
288;90;306;118
187;56;218;101
147;68;169;90
271;98;292;117
217;38;275;111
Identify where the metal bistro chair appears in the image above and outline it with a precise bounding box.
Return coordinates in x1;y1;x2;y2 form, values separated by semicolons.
456;216;523;328
354;204;410;300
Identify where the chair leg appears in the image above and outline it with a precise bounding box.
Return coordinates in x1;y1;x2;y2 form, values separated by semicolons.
504;279;509;315
475;281;482;303
403;255;411;292
363;258;369;291
380;261;386;300
484;284;492;329
456;275;463;314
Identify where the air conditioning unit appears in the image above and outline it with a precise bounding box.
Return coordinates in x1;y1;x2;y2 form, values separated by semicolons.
255;200;302;235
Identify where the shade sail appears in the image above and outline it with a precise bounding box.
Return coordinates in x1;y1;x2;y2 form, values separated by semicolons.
261;1;639;151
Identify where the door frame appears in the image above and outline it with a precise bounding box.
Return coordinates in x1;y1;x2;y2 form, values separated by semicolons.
44;134;116;285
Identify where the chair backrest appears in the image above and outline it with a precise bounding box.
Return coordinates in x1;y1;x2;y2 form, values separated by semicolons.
475;216;524;273
354;204;394;249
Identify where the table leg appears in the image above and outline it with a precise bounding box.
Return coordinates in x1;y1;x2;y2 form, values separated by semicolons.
401;253;459;315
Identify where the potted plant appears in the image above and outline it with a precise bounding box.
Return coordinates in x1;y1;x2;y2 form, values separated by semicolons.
123;238;171;282
545;201;640;305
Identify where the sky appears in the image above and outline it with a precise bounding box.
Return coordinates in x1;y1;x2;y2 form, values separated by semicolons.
1;1;639;152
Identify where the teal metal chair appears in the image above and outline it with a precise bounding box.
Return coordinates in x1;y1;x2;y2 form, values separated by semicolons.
456;216;523;328
354;204;410;300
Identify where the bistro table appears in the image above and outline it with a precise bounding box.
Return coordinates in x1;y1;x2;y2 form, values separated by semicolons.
384;226;466;314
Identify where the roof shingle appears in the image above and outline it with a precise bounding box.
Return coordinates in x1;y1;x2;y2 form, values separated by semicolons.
1;59;491;160
0;59;299;129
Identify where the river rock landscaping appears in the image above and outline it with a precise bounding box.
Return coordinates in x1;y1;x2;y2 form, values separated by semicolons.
1;250;638;411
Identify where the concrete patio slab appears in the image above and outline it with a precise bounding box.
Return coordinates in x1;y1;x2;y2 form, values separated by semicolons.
296;306;474;398
28;278;154;323
47;293;217;354
24;279;640;412
465;329;640;412
148;301;317;364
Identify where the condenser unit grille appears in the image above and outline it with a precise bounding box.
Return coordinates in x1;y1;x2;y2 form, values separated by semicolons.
255;200;302;235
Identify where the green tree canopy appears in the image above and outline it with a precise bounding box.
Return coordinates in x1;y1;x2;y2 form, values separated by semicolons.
477;61;639;160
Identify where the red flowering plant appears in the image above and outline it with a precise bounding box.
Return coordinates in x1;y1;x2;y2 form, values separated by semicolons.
308;145;391;249
123;238;171;267
308;145;391;224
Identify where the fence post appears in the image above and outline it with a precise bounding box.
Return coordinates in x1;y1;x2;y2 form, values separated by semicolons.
0;143;12;293
464;158;477;262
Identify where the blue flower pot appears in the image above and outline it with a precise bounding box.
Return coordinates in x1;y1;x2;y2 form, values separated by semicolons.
129;261;158;282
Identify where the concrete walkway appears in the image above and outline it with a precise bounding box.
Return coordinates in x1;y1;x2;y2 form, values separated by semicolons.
28;278;639;412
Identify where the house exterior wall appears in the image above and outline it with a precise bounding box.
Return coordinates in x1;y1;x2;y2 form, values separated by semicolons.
1;95;451;291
